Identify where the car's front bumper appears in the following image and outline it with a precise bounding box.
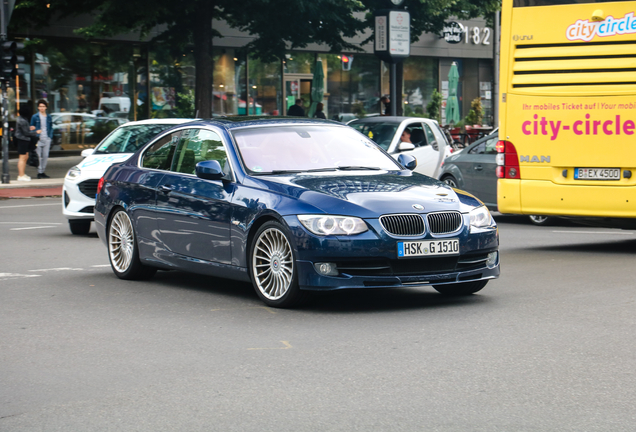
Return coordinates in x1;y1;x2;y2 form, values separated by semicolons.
62;177;99;220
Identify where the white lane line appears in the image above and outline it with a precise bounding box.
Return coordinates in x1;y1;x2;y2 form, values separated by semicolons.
11;226;57;231
91;265;111;268
0;203;60;209
0;273;42;280
29;268;84;272
551;230;635;235
0;222;62;225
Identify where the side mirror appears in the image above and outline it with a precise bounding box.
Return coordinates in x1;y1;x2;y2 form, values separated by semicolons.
81;148;94;158
196;160;225;180
398;142;415;152
397;154;417;171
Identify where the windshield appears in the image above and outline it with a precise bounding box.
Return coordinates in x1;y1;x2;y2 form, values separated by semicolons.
232;125;401;174
94;124;175;154
348;122;399;150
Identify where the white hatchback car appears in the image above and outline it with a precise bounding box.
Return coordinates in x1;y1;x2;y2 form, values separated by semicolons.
62;118;195;234
347;116;448;178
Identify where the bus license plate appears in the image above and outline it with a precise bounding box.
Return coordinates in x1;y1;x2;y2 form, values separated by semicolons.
574;168;620;180
397;239;459;258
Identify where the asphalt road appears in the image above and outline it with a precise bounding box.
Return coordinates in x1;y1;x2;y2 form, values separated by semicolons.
1;198;635;431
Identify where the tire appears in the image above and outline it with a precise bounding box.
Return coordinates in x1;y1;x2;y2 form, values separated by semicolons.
107;208;157;280
249;221;308;308
433;280;488;296
528;215;553;226
69;219;91;235
442;175;458;188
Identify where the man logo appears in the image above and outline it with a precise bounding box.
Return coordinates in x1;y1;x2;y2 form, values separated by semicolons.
520;155;551;163
513;35;533;41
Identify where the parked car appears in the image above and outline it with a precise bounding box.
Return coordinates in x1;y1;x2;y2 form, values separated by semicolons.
348;116;448;179
94;117;500;308
439;131;554;225
62;118;195;235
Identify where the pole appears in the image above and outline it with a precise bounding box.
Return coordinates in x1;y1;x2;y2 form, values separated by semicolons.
390;63;396;116
493;11;500;127
2;79;9;183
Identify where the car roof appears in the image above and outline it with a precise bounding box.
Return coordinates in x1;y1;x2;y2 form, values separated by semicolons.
190;116;342;130
114;118;197;127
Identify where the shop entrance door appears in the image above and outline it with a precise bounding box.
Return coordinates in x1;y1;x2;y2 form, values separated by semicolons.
283;74;312;116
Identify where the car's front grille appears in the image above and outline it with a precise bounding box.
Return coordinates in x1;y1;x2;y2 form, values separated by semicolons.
427;212;463;234
379;214;425;236
336;256;472;277
78;179;99;198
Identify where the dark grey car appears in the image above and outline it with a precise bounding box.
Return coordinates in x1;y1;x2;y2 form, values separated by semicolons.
439;133;499;210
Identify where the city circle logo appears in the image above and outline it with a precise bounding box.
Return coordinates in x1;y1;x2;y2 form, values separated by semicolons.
566;12;636;41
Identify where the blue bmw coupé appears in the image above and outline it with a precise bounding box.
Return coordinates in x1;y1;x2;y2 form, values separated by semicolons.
94;118;499;308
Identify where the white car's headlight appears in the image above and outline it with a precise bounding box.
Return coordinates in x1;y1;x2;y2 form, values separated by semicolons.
469;206;492;229
66;166;81;179
298;215;368;236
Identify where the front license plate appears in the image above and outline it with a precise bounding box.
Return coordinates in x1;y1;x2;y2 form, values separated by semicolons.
397;239;459;258
574;168;620;180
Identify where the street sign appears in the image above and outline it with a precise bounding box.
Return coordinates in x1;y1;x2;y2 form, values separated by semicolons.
374;9;410;64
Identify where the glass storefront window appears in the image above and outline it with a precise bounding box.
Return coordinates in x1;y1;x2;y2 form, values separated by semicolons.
323;53;380;122
149;45;195;119
248;56;282;116
403;57;439;118
283;53;314;74
213;48;242;116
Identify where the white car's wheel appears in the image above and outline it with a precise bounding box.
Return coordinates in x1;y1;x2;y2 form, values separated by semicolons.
69;219;91;235
249;221;308;308
108;208;156;280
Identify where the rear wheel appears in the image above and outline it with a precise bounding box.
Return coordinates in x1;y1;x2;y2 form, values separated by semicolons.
108;208;156;280
442;175;458;188
69;219;91;235
249;221;308;308
433;280;488;296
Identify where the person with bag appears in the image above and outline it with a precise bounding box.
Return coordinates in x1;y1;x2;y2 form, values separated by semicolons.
14;105;38;181
30;99;53;179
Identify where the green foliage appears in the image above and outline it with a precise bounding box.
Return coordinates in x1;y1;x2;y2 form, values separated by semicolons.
175;89;195;118
464;97;484;126
426;89;443;123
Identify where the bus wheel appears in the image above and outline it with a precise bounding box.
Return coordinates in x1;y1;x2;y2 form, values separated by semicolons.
528;215;553;226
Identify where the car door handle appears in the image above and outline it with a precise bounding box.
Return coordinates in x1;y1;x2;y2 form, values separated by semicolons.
159;185;173;193
474;165;483;170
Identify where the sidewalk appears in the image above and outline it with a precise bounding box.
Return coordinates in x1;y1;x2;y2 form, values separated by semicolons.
0;156;83;198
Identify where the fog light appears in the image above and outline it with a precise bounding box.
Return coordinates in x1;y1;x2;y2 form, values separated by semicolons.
486;252;498;269
315;262;338;276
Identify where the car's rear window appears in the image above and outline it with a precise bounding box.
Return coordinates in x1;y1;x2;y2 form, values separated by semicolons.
94;124;175;154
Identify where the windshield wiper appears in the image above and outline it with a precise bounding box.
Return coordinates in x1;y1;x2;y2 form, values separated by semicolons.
337;166;381;171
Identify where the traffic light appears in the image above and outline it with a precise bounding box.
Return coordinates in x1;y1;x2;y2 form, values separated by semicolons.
1;41;25;81
341;55;353;71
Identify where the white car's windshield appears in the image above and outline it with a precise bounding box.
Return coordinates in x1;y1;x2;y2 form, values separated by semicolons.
233;125;401;175
348;122;399;150
94;124;174;154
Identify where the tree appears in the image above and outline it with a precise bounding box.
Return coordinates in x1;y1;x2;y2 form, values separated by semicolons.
10;0;500;117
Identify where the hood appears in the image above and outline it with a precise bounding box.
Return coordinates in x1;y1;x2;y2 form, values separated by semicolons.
251;171;483;217
77;153;134;174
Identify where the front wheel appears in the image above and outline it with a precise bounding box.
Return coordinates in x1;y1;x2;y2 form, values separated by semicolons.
433;280;488;296
442;175;458;188
108;208;156;280
69;219;91;235
528;215;553;226
249;221;308;308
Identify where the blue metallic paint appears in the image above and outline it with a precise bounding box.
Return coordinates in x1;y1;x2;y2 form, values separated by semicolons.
94;118;499;292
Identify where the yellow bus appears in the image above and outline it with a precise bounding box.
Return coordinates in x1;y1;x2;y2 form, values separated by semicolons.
497;0;636;227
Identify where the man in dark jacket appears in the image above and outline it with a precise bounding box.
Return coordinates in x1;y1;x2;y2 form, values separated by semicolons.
287;99;305;117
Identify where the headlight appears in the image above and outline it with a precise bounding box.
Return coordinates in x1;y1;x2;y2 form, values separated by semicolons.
298;215;368;236
66;166;81;179
469;206;492;229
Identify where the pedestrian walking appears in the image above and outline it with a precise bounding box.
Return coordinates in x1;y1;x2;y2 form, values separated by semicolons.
287;98;305;117
14;105;38;181
30;99;54;179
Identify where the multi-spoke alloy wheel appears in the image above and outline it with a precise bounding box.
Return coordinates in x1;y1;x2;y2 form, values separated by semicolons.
250;221;305;308
108;209;156;280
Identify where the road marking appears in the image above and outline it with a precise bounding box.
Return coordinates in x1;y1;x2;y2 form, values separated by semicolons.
210;306;277;314
29;267;84;272
0;273;41;280
551;230;635;235
91;265;111;268
11;226;57;231
0;222;62;225
0;203;60;209
248;341;292;351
